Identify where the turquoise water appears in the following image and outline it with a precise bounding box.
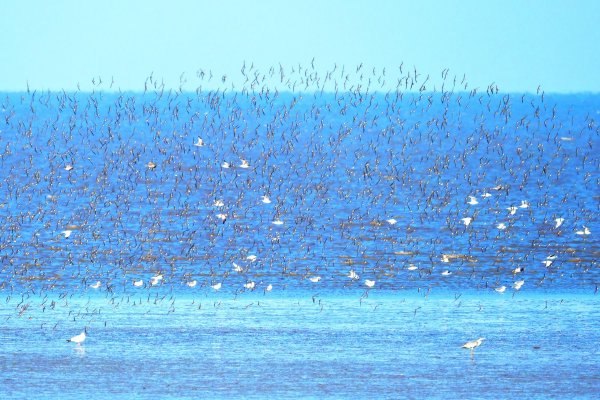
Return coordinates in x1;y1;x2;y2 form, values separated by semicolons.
2;291;599;399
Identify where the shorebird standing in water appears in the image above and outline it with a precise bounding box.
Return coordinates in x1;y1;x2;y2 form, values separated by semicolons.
67;329;87;346
462;337;484;358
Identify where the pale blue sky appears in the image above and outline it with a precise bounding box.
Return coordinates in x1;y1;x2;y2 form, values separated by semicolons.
1;0;599;93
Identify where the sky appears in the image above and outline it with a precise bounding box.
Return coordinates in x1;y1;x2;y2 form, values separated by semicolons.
1;0;599;93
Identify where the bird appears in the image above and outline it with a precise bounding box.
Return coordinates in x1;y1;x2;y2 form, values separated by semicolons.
216;213;227;223
90;281;101;289
272;219;284;225
64;164;74;171
211;282;222;291
513;280;525;290
575;226;591;235
146;161;156;170
467;196;478;205
221;161;231;169
244;281;255;290
507;206;518;215
150;274;163;286
554;218;565;228
461;217;473;226
67;329;87;346
519;200;529;208
494;286;506;294
364;279;375;288
193;137;205;147
441;270;452;276
348;270;360;280
541;260;553;267
239;159;250;169
246;255;257;262
496;222;507;230
309;276;321;283
265;284;273;292
232;263;244;273
61;230;72;238
386;218;397;225
186;280;197;288
512;266;524;274
213;199;224;207
462;337;484;355
133;279;143;287
261;195;272;204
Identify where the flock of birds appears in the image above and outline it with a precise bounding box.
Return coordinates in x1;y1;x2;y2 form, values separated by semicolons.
0;62;598;351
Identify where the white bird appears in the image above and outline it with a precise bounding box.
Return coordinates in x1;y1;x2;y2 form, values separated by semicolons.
513;280;525;290
507;206;518;215
261;195;272;204
512;266;524;274
272;219;284;225
67;329;87;346
554;218;564;228
441;270;452;276
232;263;244;273
146;161;156;170
309;276;321;283
246;255;257;262
221;161;231;169
150;274;163;286
193;137;205;147
186;280;197;288
407;264;418;271
481;192;492;198
239;159;250;169
519;200;529;209
348;270;360;280
496;222;507;230
461;217;472;226
64;164;74;171
441;254;450;263
265;284;273;292
462;337;484;353
133;279;143;287
244;281;255;290
213;199;224;207
211;282;222;291
386;218;398;225
541;260;553;267
90;281;101;289
364;279;375;288
467;196;479;205
216;213;227;223
575;226;591;235
494;286;506;294
61;230;72;238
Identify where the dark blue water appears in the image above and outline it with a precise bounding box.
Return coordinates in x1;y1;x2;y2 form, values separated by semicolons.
0;89;598;398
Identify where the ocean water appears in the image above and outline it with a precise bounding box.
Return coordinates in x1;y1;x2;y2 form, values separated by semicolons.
0;88;598;398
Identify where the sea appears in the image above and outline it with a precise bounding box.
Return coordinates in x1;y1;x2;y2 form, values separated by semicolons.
0;87;598;399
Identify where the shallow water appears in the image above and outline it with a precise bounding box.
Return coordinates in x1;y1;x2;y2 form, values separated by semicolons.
2;292;599;399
